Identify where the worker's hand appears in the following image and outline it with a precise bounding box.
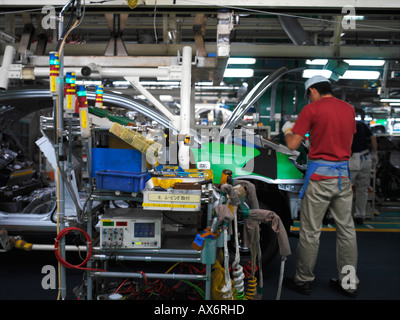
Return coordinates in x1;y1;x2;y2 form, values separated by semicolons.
282;121;295;135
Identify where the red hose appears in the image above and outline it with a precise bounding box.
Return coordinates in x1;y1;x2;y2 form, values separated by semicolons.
54;227;105;272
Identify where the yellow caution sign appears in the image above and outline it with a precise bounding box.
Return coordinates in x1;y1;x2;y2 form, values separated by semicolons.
142;203;198;209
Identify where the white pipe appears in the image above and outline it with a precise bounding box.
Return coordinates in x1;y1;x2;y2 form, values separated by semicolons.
124;76;177;123
178;46;192;169
0;45;16;90
33;67;170;79
31;244;87;251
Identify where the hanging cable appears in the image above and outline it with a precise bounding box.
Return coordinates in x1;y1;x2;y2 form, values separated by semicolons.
276;256;287;300
232;206;245;300
221;226;233;300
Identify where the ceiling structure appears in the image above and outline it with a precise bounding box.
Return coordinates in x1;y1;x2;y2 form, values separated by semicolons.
0;1;400;119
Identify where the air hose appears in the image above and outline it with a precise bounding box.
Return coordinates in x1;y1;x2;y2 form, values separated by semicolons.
245;276;257;300
243;261;258;300
221;226;233;300
54;227;104;272
232;206;245;300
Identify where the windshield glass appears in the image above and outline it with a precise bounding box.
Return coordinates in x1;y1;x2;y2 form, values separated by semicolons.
220;67;304;135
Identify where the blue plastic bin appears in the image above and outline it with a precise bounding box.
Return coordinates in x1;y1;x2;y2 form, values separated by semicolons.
96;170;148;193
91;148;142;178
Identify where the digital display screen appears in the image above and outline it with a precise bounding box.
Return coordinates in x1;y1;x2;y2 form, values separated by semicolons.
102;221;114;226
134;222;155;238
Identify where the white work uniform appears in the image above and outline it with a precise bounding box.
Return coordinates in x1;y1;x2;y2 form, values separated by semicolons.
349;150;372;219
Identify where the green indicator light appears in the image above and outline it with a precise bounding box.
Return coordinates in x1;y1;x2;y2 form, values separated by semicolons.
103;221;114;226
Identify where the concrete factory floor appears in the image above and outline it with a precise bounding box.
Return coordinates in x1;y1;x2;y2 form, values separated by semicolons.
0;207;399;305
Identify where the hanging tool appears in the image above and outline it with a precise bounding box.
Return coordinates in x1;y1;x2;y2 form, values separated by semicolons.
219;183;246;300
243;208;292;300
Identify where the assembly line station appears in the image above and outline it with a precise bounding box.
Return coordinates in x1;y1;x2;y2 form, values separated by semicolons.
0;0;399;304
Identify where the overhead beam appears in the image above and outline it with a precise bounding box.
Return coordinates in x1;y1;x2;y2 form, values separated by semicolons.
1;0;399;9
7;43;398;59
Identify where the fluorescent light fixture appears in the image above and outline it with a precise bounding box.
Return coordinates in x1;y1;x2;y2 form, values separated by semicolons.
381;99;400;103
389;103;400;106
159;95;174;102
346;15;365;20
303;69;380;80
345;60;385;66
340;70;380;79
227;58;256;65
302;69;332;78
306;59;385;66
306;59;329;65
223;68;254;78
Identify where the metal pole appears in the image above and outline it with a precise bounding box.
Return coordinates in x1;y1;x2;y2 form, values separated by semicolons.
93;255;201;263
86;137;94;300
92;271;207;281
94;248;200;255
178;46;192;169
57;8;67;301
86;198;93;300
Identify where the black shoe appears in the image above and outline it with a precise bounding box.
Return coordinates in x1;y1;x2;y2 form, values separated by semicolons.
329;278;357;298
283;277;312;295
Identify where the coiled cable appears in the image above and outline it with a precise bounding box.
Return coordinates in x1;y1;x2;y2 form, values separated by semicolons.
245;276;257;300
243;260;258;300
221;226;233;300
54;226;105;272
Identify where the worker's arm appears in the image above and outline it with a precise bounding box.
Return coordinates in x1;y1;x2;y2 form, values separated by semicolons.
370;134;378;166
282;121;304;150
370;135;378;154
285;132;304;150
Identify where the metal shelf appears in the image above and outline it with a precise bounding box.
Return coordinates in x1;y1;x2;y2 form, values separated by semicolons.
85;185;215;300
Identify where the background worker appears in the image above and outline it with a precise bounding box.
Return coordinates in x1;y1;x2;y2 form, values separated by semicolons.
350;120;378;225
282;75;359;298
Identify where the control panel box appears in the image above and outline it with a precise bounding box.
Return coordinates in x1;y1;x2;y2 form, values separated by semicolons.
100;208;162;249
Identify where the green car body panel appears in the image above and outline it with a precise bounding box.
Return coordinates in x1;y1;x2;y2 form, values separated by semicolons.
191;142;304;184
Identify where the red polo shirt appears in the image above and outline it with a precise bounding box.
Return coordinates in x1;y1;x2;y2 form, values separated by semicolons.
292;96;356;162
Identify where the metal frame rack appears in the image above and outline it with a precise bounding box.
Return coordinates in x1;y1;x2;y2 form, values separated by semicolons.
84;160;215;300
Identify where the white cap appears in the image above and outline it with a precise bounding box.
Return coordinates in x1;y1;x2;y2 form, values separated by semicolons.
304;75;330;98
